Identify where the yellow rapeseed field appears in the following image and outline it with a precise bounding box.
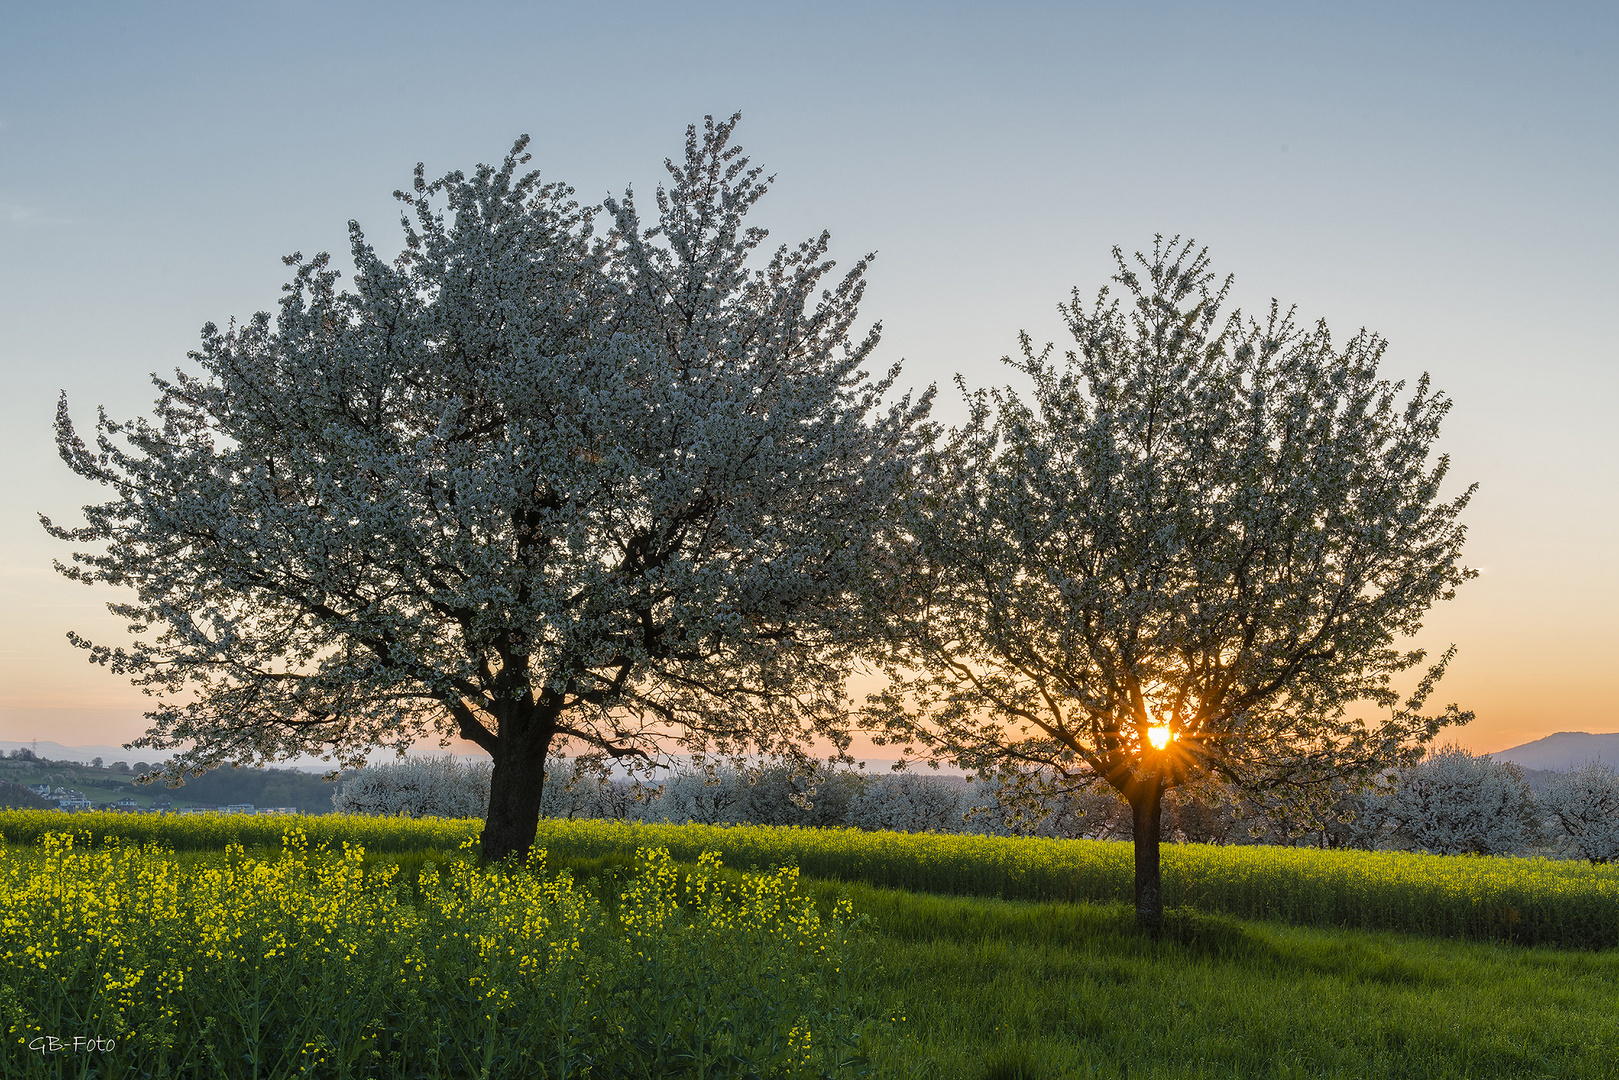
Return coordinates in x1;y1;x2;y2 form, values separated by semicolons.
0;826;869;1079
520;817;1619;949
3;809;1615;948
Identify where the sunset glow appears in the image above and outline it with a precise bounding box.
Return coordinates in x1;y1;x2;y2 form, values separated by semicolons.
1148;725;1174;750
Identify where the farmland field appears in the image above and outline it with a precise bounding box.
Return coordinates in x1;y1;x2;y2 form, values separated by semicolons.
7;811;1617;948
3;811;1617;1078
3;825;868;1078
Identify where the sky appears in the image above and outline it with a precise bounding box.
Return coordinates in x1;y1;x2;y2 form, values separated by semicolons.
1;1;1614;760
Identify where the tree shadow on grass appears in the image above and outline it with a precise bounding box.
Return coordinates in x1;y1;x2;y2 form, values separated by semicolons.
978;1043;1049;1080
812;880;1288;969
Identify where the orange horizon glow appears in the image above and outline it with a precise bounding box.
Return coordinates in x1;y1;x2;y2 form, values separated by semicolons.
2;604;1614;761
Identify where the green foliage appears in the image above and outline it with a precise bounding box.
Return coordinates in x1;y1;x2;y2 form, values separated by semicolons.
151;764;344;812
6;811;1617;949
0;783;52;810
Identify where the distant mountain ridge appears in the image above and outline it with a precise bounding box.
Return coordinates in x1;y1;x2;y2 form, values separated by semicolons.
1489;731;1619;772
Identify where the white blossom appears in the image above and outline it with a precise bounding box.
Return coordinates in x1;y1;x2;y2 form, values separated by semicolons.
45;115;932;861
845;773;965;834
333;755;490;819
1381;744;1537;856
642;767;750;826
1538;760;1619;864
866;237;1475;924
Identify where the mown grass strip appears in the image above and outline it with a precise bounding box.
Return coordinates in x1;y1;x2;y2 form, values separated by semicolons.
6;810;1617;949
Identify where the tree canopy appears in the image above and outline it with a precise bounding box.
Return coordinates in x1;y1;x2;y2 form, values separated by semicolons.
1380;745;1537;856
1540;761;1619;864
866;237;1475;926
46;115;933;860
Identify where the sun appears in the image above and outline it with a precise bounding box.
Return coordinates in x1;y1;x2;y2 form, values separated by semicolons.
1148;725;1174;750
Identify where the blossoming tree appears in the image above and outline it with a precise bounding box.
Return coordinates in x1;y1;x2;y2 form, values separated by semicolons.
45;116;933;861
1381;745;1537;856
866;238;1475;927
1539;760;1619;864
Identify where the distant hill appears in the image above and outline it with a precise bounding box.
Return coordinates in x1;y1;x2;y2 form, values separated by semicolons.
0;741;173;768
1490;732;1619;772
0;753;349;814
0;740;484;773
154;765;347;813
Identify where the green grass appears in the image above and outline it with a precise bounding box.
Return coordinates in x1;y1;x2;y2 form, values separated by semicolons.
823;882;1618;1078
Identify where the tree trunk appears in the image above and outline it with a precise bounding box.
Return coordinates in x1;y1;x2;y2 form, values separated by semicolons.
1129;776;1165;930
479;715;554;864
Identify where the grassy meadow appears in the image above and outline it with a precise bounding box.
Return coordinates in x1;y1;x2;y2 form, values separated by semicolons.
2;810;1616;1078
837;883;1618;1079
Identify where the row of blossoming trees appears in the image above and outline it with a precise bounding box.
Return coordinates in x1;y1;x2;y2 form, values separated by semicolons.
332;750;1619;865
52;115;1488;926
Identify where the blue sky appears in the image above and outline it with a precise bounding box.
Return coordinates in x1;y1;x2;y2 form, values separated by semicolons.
2;1;1615;754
